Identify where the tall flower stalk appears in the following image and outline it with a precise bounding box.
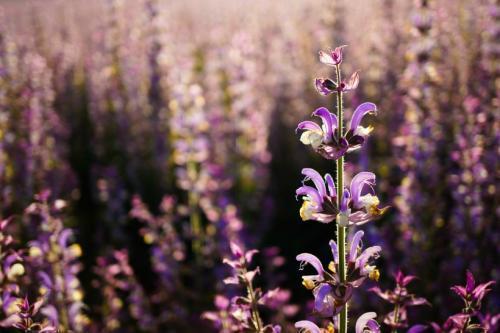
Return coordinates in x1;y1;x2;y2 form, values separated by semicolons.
335;61;348;333
296;46;385;333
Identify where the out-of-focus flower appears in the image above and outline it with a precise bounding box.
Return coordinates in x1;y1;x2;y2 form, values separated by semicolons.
205;242;281;332
370;270;430;330
10;297;56;333
433;270;496;332
297;103;377;159
450;270;495;312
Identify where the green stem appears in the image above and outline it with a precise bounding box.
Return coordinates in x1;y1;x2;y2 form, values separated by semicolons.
335;64;348;333
391;303;400;333
187;162;202;262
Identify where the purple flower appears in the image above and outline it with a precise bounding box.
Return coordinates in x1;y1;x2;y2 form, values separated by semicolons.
319;45;347;66
450;270;495;311
370;270;430;329
355;312;380;333
297;103;378;160
296;168;388;224
296;232;380;317
315;71;359;95
295;251;351;317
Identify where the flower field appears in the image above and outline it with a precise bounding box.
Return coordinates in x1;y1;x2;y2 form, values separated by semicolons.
0;0;498;332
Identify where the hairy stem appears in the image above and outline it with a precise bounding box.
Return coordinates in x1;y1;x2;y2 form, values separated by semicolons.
335;64;348;333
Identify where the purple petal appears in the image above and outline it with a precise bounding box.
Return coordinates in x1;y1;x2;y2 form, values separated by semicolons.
340;188;350;213
40;305;59;325
402;275;418;287
302;168;327;199
356;312;379;333
450;286;467;298
348;211;372;225
295;320;321;333
59;229;73;249
325;173;336;197
312;107;337;141
407;297;431;306
349;230;364;263
296;186;322;205
296;120;321;133
296;253;325;278
472;281;495;303
245;249;259;263
349;102;377;132
350;172;376;208
314;284;333;312
344;71;360;91
229;242;244;258
369;287;392;302
329;240;339;263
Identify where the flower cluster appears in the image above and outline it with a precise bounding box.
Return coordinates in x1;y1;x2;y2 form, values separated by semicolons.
24;190;89;332
0;218;25;328
296;169;388;225
297;103;376;160
293;45;386;333
203;242;281;333
432;271;496;332
296;230;381;316
370;270;430;330
8;297;56;333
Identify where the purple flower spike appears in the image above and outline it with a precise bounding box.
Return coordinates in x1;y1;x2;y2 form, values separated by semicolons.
319;45;347;66
450;270;495;310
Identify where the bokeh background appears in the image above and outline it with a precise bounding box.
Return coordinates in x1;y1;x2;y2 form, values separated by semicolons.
0;0;498;332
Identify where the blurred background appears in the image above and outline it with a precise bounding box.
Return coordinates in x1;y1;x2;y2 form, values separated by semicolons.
0;0;498;332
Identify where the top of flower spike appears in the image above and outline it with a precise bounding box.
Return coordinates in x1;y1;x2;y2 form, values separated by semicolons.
450;270;495;309
319;45;347;66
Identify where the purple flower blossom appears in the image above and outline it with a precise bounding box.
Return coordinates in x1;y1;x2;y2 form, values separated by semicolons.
296;168;387;224
205;242;281;332
315;71;360;95
450;270;495;312
297;103;378;159
296;231;381;317
370;270;430;330
319;45;347;66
